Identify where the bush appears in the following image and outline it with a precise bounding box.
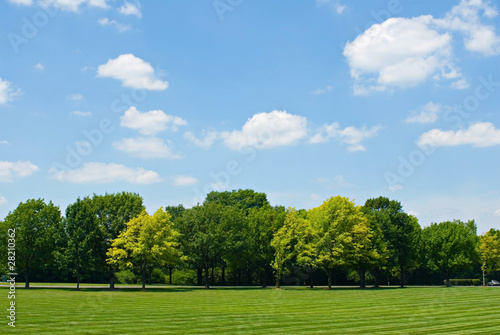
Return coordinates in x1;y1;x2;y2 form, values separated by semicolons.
151;268;167;284
171;268;197;285
115;270;136;284
444;279;481;286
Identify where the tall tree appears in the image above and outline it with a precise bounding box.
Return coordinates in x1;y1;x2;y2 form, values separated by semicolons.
66;197;104;289
422;220;479;287
308;196;369;289
479;229;500;286
3;199;61;288
107;208;183;290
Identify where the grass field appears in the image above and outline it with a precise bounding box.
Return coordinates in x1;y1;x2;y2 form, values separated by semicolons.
1;286;499;334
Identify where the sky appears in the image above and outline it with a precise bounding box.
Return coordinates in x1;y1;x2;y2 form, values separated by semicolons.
0;0;499;233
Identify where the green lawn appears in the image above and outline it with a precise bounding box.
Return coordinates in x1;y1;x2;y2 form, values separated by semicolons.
1;286;499;334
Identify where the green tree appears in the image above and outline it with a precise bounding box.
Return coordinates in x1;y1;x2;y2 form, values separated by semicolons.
479;229;500;286
3;199;62;288
422;220;479;287
204;189;269;213
308;196;369;289
107;208;183;290
271;208;305;288
66;197;105;289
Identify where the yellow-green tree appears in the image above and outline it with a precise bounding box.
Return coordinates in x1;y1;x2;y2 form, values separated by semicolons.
480;229;500;286
107;208;183;290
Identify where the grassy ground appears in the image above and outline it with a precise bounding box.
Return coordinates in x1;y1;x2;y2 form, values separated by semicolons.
1;286;499;334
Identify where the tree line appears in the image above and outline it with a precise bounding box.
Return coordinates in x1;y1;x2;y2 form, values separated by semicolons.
1;190;499;289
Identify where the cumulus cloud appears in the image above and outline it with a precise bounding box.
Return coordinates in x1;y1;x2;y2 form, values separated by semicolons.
316;0;345;14
98;17;131;32
0;78;22;104
119;0;141;18
173;175;198;186
113;137;182;159
184;130;219;149
222;111;308;151
417;122;500;148
35;63;44;71
6;0;32;5
0;140;9;145
405;102;443;124
493;209;500;217
39;0;109;12
68;93;83;101
97;54;168;90
343;0;500;94
0;196;7;206
120;106;186;135
71;111;91;117
310;123;381;152
0;161;39;182
49;162;161;184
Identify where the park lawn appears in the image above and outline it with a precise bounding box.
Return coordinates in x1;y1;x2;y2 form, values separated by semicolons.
1;286;499;334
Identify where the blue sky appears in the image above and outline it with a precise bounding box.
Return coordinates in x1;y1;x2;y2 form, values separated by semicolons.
0;0;499;233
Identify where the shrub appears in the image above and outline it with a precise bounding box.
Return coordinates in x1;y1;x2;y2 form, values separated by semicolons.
171;268;197;285
444;279;481;286
115;270;136;284
151;268;167;284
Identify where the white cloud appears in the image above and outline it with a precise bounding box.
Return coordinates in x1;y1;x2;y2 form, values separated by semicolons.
39;0;110;12
49;162;161;184
222;110;308;151
0;78;22;104
344;16;455;94
316;0;345;14
97;54;168;90
389;184;403;191
343;1;500;94
310;123;381;152
35;63;44;71
98;17;131;32
120;106;186;135
317;175;353;188
71;111;91;117
311;85;333;95
0;161;39;182
6;0;32;5
173;175;198;186
0;140;9;145
0;196;7;206
405;102;443;124
310;193;322;201
113;137;182;159
493;209;500;217
184;130;218;149
119;0;141;18
417;122;500;148
68;93;83;101
434;0;500;56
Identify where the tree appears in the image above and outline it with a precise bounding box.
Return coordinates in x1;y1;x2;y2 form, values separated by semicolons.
363;197;420;287
3;199;61;288
204;189;269;213
271;208;305;288
65;197;105;289
479;229;500;286
422;220;479;287
94;192;144;288
107;208;183;290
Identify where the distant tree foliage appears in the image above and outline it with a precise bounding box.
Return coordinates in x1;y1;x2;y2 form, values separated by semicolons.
0;190;493;288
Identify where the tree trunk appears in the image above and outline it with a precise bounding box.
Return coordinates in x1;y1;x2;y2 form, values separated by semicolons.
446;270;451;287
204;267;210;289
169;267;173;285
482;267;486;287
328;268;333;290
141;266;146;290
222;265;226;286
374;268;380;288
197;267;202;286
109;268;115;289
359;270;366;289
309;267;314;288
275;272;280;289
262;266;269;288
400;265;406;288
25;265;30;289
76;272;80;290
